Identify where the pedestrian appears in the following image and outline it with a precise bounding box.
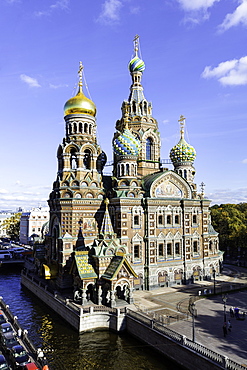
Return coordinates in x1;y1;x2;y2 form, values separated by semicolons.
227;320;232;332
229;307;234;318
223;322;227;337
234;307;240;319
17;328;22;338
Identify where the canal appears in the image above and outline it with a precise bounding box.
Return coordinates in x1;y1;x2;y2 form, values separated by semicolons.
0;266;183;369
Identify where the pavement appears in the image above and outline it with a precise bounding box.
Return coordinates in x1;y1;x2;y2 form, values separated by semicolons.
131;264;247;367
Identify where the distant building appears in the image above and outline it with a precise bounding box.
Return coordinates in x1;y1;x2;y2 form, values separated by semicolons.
40;38;222;306
20;207;49;245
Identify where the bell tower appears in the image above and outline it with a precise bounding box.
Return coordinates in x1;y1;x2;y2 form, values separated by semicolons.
47;63;106;287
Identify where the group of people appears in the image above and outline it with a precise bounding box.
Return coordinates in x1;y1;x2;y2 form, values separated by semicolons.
229;306;245;320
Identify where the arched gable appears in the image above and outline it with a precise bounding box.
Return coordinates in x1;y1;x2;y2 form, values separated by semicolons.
150;171;192;199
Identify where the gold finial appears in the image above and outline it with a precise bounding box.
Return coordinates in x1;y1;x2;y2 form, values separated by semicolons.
133;34;139;56
78;61;83;90
178;115;186;139
104;198;109;206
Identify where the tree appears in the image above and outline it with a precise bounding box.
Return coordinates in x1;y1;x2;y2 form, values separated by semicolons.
1;213;21;240
211;203;247;251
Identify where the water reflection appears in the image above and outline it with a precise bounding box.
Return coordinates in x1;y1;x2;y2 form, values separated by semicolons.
0;267;181;370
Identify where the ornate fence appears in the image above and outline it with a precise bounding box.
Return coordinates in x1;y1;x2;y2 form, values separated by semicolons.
126;309;246;370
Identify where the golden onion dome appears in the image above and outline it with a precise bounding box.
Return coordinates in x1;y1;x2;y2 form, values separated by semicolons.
64;87;96;117
64;62;96;117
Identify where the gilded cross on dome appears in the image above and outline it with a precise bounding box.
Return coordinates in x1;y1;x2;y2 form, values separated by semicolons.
78;61;83;88
133;34;139;56
178;115;186;139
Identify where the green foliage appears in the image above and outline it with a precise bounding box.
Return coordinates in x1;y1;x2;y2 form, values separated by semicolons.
210;203;247;250
1;213;21;240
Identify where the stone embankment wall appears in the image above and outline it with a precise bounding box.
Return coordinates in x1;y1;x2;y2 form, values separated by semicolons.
21;272;125;332
21;272;245;370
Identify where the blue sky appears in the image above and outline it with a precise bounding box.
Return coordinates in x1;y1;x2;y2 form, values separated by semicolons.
0;0;247;210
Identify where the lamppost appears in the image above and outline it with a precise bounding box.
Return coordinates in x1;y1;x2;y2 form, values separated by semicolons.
222;294;228;322
213;268;216;294
189;299;197;342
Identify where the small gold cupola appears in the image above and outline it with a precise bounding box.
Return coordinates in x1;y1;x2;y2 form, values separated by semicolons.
64;62;96;117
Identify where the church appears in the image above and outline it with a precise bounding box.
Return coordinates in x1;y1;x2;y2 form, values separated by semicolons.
41;37;223;307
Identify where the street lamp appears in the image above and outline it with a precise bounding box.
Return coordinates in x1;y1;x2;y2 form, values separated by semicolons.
222;294;228;322
213;268;216;294
189;300;197;342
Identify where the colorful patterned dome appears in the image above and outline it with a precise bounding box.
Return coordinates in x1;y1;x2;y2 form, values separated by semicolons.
113;128;140;156
128;56;145;73
170;137;196;164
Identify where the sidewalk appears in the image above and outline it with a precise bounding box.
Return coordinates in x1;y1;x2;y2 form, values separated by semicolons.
132;265;247;366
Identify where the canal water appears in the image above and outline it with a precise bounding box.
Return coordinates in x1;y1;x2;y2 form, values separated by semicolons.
0;267;182;369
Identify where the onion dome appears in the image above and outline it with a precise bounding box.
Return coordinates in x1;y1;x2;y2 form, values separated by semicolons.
128;35;145;73
170;115;196;164
170;137;196;164
64;62;96;117
64;90;96;117
128;56;145;73
113;128;140;156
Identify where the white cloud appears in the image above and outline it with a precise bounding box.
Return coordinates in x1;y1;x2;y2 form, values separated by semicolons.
0;189;9;194
177;0;220;24
35;0;69;17
207;187;247;205
242;159;247;164
219;0;247;32
97;0;123;24
20;74;41;88
49;83;68;89
201;56;247;86
130;6;140;15
177;0;220;11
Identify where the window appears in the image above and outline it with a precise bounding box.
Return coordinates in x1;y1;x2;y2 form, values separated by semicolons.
146;137;153;160
134;215;139;226
175;215;179;224
193;215;197;224
209;241;212;250
175;242;180;254
158;215;163;225
167;243;172;255
70;149;77;169
158;243;164;256
193;241;198;253
84;149;91;169
166;215;171;224
134;245;140;259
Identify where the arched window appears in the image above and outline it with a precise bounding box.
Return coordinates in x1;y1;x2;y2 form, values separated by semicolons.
70;149;77;169
146;137;153;160
84;149;91;169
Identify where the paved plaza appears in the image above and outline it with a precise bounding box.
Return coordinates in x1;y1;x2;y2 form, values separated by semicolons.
132;265;247;366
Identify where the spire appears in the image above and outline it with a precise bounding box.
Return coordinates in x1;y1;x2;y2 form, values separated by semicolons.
100;199;115;237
